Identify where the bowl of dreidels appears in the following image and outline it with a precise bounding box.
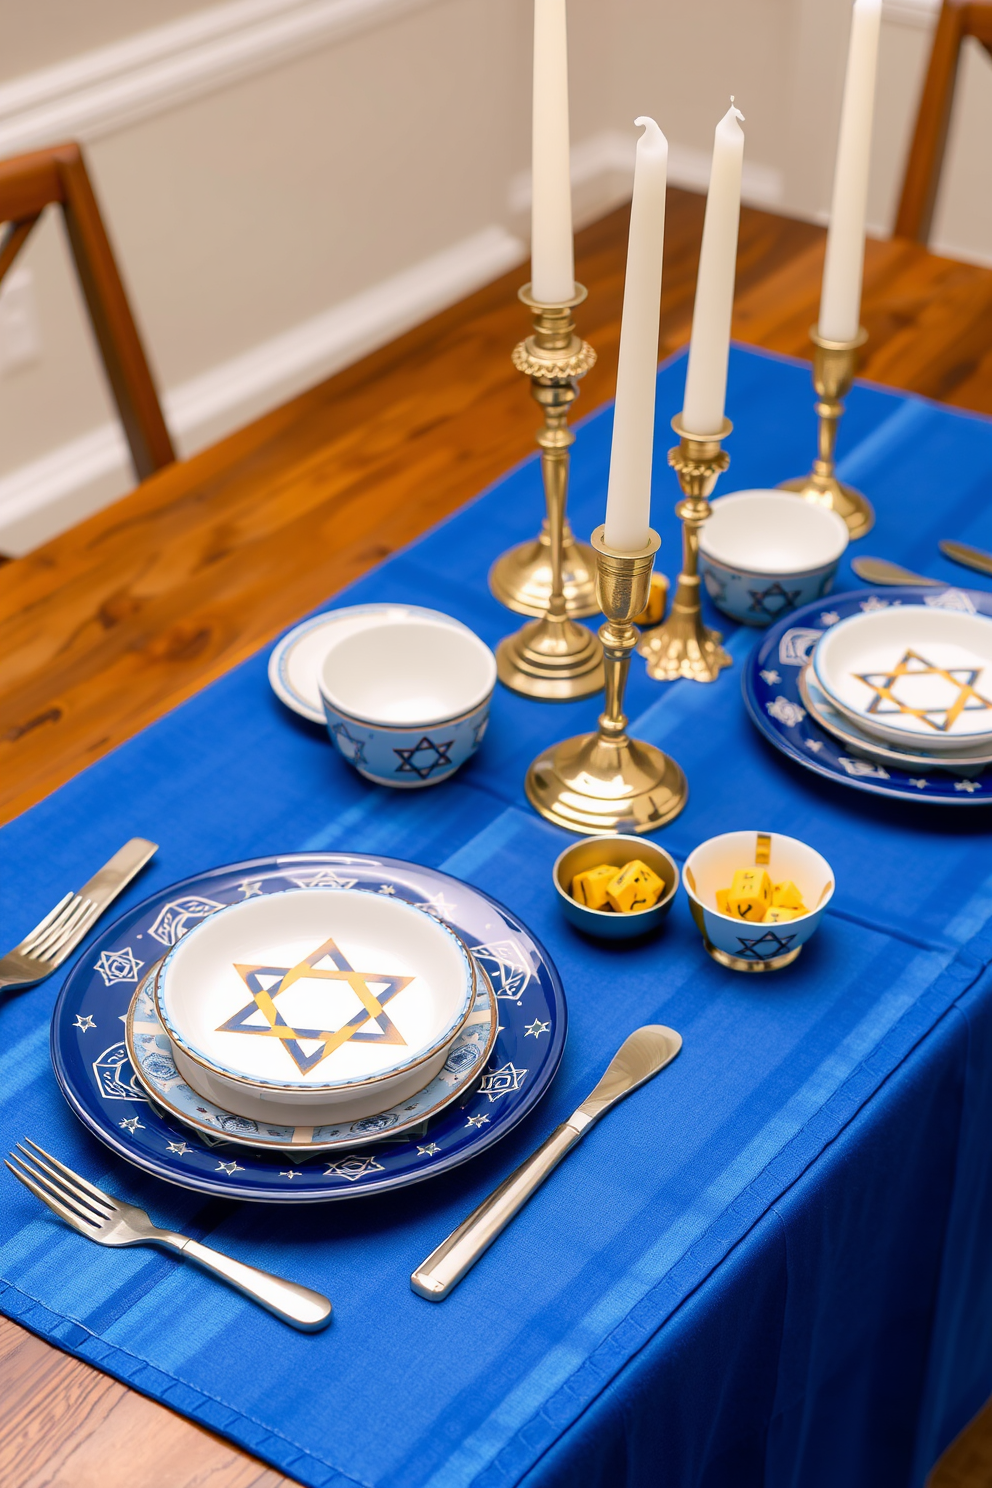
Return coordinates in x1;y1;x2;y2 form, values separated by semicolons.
553;835;679;941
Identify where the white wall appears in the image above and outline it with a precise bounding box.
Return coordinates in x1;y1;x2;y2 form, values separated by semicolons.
0;0;988;553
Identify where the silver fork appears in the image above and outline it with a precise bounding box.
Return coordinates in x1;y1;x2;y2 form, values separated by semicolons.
0;839;157;991
6;1139;332;1331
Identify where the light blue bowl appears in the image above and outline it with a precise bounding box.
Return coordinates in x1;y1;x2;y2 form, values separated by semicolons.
699;490;849;628
553;835;679;941
319;614;496;789
683;829;835;971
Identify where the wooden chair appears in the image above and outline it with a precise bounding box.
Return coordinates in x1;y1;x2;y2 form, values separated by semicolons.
895;0;992;243
0;141;175;481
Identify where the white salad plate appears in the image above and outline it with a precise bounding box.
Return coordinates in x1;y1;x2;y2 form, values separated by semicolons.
154;887;476;1124
128;962;498;1151
812;604;992;751
268;604;473;725
799;666;992;773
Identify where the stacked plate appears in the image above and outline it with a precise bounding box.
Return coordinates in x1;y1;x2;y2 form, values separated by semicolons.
800;602;992;777
126;885;499;1152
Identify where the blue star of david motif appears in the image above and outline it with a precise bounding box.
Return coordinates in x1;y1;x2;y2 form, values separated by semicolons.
216;934;414;1075
331;723;368;766
735;929;798;960
394;735;455;779
747;581;803;618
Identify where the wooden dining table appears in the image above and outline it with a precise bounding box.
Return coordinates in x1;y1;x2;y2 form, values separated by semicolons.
2;188;992;1487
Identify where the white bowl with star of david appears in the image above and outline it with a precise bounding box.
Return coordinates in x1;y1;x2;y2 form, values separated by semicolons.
698;491;849;628
153;888;477;1122
683;830;834;972
812;604;992;752
318;616;496;788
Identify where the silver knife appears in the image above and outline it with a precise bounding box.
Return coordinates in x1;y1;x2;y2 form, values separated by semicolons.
411;1024;682;1301
939;539;992;579
78;838;158;911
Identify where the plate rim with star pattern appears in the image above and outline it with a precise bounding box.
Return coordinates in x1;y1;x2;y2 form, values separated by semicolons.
50;853;566;1202
742;586;992;807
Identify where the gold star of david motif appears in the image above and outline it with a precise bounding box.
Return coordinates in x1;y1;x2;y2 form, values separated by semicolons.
216;933;414;1075
854;648;992;733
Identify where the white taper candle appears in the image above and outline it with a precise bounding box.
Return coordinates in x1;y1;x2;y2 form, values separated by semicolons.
818;0;882;343
531;0;575;305
681;103;745;438
603;117;669;555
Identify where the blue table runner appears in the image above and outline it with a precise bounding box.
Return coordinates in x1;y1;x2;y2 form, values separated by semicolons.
3;344;992;1488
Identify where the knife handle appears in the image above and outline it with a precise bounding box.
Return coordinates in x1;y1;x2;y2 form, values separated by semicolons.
411;1120;583;1300
79;838;158;910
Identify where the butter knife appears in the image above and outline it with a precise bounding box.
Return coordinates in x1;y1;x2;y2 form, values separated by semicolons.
411;1024;682;1301
851;556;938;587
939;539;992;579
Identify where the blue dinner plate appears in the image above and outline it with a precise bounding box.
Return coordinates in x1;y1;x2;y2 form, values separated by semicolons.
743;585;992;807
51;853;566;1202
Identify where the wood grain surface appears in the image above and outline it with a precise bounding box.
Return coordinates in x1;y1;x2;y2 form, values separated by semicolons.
2;190;992;1486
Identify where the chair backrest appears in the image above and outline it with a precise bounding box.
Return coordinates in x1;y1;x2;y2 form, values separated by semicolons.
0;142;175;481
895;0;992;244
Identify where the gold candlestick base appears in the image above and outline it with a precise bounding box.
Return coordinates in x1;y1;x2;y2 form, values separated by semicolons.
638;417;734;684
496;614;603;701
778;326;874;539
525;528;688;836
496;285;605;700
488;524;599;619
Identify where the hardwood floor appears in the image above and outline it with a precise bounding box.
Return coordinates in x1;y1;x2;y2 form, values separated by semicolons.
3;191;992;1486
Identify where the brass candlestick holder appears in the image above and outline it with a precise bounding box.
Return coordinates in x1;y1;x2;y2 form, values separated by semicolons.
525;526;688;835
778;326;873;539
495;285;605;699
490;285;599;623
638;416;733;684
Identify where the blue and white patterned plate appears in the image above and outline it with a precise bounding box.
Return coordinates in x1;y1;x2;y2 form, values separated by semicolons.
743;586;992;806
52;854;566;1202
125;960;498;1151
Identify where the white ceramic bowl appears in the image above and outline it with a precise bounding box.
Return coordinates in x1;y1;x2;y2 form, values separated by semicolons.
699;491;849;627
683;829;834;971
812;604;992;752
154;888;476;1122
268;604;473;725
319;617;497;788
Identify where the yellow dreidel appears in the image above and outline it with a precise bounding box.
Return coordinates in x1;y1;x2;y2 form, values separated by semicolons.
766;905;803;923
606;859;666;914
772;881;807;912
571;864;620;910
727;867;773;923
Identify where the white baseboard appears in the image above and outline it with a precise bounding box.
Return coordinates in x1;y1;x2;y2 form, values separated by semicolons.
0;223;525;556
0;0;441;156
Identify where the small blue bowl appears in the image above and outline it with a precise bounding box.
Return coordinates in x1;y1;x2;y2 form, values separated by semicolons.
553;835;679;941
319;615;496;789
699;490;849;627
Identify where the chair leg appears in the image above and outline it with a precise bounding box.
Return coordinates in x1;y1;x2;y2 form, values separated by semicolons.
53;143;175;480
894;0;969;243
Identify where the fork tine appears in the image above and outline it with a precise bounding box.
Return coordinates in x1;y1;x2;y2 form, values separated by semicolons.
40;900;101;967
21;1139;115;1212
15;1144;112;1221
5;1157;100;1233
16;892;73;954
30;898;92;961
